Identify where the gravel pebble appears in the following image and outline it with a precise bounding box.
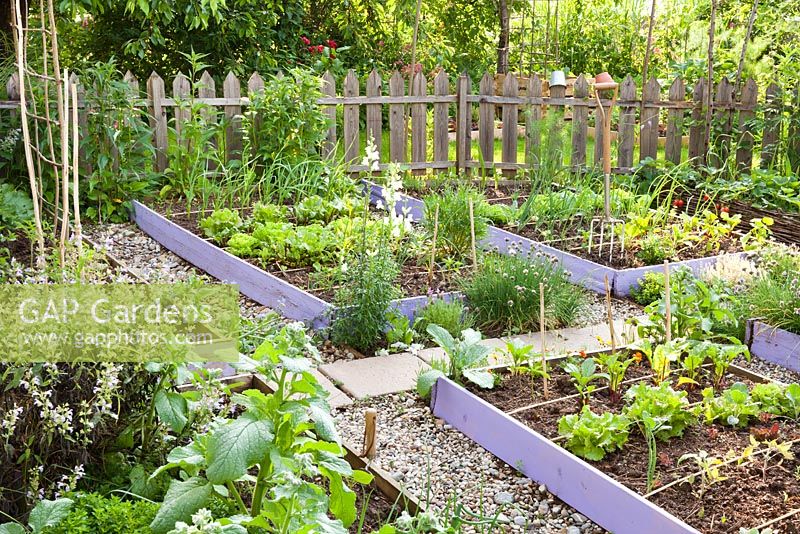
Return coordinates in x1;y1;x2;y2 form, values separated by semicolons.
334;394;604;533
734;354;800;384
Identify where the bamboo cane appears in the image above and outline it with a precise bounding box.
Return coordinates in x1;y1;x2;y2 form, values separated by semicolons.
71;81;82;258
664;260;672;343
540;282;549;398
468;199;477;269
604;275;616;353
428;204;439;283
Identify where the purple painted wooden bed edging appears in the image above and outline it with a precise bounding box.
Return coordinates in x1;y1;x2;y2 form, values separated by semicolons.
131;200;454;329
365;180;743;297
430;377;700;534
746;319;800;372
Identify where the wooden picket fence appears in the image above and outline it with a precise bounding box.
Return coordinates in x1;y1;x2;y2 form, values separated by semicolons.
4;68;799;176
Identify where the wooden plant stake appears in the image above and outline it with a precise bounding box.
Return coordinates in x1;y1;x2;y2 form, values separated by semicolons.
604;275;616;354
362;408;378;460
663;260;672;342
539;282;549;398
428;204;439;283
468;199;478;269
58;67;70;272
71;82;82;258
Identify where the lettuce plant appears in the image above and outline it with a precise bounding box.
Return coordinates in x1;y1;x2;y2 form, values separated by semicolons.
557;406;630;461
624;382;696;440
199;209;243;244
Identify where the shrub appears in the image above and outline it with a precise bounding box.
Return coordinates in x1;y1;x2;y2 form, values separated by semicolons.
461;252;586;336
331;246;400;353
631;271;664;306
423;186;489;260
558;406;630;461
39;493;158;534
413;298;473;340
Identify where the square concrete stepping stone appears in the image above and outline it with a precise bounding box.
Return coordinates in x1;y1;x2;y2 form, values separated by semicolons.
311;369;353;410
319;353;431;399
416;347;445;365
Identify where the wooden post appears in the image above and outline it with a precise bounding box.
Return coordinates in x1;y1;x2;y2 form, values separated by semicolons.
199;71;217;170
71;81;82;256
478;72;495;171
389;71;406;163
321;71;337;158
688;78;707;166
617;75;637;169
343;70;360;165
456;73;471;172
526;74;542;166
760;82;781;169
363;409;378;460
571;74;588;167
665;77;685;165
709;77;733;169
736;78;758;172
640;77;660;162
433;70;450;170
501;73;518;178
604;275;616;353
147;72;168;172
663;261;672;343
428;204;439;282
74;73;91;175
539;282;548;398
411;72;427;172
366;69;382;160
468;199;477;268
172;73;191;148
223;71;242;161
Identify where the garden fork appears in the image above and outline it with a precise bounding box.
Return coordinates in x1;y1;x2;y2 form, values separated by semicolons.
588;74;626;261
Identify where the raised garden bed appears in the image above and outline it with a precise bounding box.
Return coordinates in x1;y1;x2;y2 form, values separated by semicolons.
746;319;800;373
430;360;800;534
132;199;460;329
369;181;745;297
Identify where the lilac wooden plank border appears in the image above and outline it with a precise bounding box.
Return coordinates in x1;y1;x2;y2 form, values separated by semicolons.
366;181;743;297
745;319;800;372
132;200;453;329
431;377;700;534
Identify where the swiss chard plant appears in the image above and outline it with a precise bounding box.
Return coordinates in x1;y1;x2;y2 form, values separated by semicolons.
686;339;750;390
562;357;609;406
416;325;494;398
557;406;630;461
595;351;634;403
148;328;373;534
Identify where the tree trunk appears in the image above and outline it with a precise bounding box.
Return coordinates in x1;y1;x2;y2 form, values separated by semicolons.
497;0;509;74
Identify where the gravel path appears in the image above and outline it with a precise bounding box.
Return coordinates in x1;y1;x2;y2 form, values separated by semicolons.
734;354;800;384
335;394;602;533
578;292;642;329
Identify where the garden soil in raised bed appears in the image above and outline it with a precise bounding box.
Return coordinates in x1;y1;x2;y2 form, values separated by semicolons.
472;366;800;533
161;203;461;303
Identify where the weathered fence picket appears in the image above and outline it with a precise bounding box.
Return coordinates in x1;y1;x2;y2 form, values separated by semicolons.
6;68;798;179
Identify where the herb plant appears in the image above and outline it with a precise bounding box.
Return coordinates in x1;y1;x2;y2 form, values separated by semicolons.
413;298;473;341
557;406;630;461
416;325;494;398
423;186;489;260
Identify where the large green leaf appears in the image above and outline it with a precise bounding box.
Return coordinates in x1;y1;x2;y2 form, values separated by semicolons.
149;477;213;534
325;470;357;527
154;389;188;433
0;524;25;534
426;324;455;354
416;369;445;398
463;368;495;389
309;405;340;443
27;498;74;533
206;413;274;484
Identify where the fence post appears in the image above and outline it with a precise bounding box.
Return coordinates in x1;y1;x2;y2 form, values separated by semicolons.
526;74;542;166
501;73;518;177
147;72;168;172
665;77;685;165
343;70;360;165
735;78;758;172
640;77;660;162
433;70;449;169
389;71;406;163
366;69;382;159
689;77;707;166
456;73;471;172
411;71;427;172
199;71;217;170
6;73;19;121
172;73;190;148
478;72;494;171
709;77;733;169
223;71;242;162
788;84;800;173
321;71;336;159
617;75;636;169
571;74;588;167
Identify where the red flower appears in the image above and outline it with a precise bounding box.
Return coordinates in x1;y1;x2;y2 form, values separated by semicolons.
327;39;337;49
673;199;685;208
300;35;310;45
307;46;315;53
317;44;324;53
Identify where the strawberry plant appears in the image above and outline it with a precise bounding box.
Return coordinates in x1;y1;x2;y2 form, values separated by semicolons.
557;406;630;461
